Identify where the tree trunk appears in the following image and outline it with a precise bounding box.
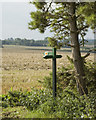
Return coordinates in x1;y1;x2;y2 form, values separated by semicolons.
69;2;88;95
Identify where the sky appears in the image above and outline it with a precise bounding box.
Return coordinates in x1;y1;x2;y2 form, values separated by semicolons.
0;1;95;40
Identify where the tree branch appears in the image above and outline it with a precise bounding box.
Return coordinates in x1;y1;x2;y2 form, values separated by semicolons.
45;1;53;13
82;53;90;59
64;43;75;48
82;48;96;59
77;25;89;33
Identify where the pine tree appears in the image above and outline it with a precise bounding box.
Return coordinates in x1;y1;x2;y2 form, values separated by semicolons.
28;1;95;95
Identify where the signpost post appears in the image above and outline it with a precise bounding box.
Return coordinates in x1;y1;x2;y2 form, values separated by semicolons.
43;48;62;98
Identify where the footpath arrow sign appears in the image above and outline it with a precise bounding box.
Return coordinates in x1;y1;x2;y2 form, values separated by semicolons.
43;48;62;98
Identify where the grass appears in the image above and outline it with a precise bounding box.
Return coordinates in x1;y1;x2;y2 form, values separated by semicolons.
2;106;54;118
2;69;50;94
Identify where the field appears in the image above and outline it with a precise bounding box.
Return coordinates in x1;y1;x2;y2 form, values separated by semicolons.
2;45;95;94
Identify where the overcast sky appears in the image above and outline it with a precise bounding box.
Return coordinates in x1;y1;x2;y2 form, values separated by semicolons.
0;2;94;40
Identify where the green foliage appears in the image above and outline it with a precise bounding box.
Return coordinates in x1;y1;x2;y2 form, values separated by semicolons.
29;2;95;48
43;60;96;94
56;90;96;118
84;61;96;93
2;87;96;118
28;1;48;33
48;37;63;49
43;63;76;92
29;11;47;33
2;89;52;110
77;2;96;29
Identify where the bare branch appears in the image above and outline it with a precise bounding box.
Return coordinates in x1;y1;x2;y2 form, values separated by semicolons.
64;43;75;48
82;53;90;59
82;48;96;59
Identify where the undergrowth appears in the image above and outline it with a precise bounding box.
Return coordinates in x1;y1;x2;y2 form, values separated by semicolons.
1;88;96;118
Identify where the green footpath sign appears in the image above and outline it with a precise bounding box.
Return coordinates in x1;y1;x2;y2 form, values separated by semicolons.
43;48;62;98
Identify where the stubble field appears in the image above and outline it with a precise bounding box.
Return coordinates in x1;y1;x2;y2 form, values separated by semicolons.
2;45;94;94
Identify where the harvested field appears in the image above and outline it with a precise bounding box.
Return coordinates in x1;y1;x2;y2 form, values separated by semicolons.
2;45;95;94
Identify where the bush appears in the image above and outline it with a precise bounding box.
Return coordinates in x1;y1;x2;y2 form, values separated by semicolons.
2;88;52;110
43;61;96;94
84;61;96;93
37;89;96;118
55;89;96;118
43;64;76;93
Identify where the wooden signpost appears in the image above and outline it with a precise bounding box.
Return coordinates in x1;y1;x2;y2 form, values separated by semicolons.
43;48;62;98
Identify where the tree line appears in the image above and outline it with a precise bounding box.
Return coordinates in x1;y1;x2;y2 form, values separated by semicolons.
1;37;94;47
2;37;49;47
